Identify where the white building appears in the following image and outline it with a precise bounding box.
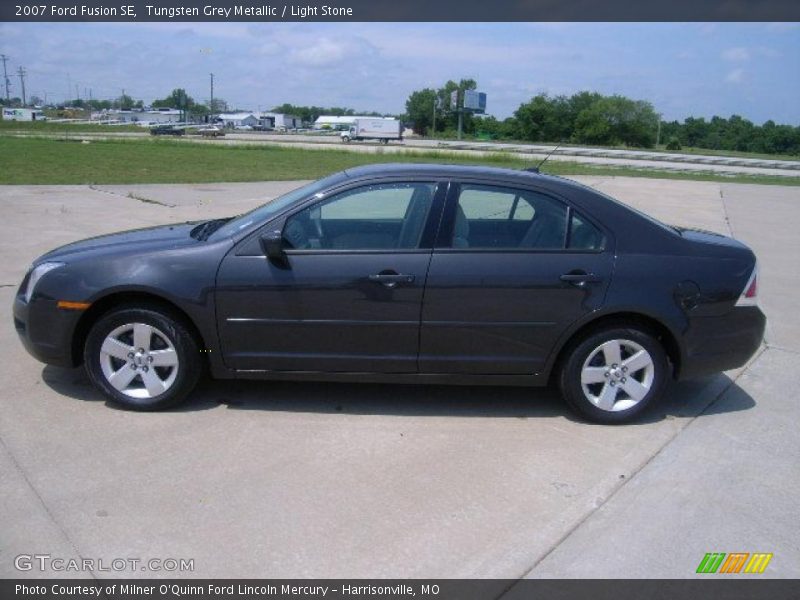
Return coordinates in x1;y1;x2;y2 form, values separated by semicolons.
217;112;259;129
100;109;183;124
2;107;45;121
258;112;302;130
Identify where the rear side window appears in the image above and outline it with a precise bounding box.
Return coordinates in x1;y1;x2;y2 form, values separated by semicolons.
568;212;606;250
452;184;567;249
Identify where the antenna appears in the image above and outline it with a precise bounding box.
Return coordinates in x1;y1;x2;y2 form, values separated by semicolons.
525;143;562;173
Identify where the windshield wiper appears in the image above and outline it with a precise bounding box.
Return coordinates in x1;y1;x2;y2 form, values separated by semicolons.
190;218;232;241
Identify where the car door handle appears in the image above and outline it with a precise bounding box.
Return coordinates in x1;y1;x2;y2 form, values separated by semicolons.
368;273;415;288
560;271;602;285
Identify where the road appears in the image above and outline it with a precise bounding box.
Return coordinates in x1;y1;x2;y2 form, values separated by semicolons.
0;177;798;579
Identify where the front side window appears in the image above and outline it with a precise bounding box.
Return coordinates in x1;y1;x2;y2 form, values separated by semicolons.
283;182;436;250
452;184;568;249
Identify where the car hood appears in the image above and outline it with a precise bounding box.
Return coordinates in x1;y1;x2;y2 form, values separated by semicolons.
37;222;201;264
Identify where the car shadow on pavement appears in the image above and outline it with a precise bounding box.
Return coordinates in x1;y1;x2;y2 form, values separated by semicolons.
41;365;755;424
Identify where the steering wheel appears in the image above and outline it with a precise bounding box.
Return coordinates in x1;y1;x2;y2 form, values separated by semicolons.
313;214;324;239
283;220;309;249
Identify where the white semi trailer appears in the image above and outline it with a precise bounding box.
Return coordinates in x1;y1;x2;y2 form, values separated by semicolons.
341;118;403;144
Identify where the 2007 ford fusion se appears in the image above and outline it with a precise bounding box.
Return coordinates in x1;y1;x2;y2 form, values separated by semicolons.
13;164;765;423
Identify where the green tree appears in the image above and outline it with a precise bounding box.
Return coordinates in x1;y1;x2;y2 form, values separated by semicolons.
405;78;478;136
438;78;477;133
113;94;139;110
152;89;195;110
573;96;658;147
404;88;439;135
208;98;228;114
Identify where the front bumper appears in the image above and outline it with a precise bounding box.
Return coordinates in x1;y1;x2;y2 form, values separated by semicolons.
13;294;82;368
679;305;766;380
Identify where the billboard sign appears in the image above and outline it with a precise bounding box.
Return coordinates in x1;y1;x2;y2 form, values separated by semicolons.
450;90;459;110
463;90;487;113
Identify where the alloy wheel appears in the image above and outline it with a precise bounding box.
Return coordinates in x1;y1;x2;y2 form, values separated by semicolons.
580;338;655;412
99;322;179;399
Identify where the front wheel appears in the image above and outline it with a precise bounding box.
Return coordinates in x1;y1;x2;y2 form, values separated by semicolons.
341;136;350;143
558;325;668;424
84;307;202;410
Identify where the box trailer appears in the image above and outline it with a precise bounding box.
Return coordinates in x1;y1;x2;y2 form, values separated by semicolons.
2;107;45;122
341;118;402;144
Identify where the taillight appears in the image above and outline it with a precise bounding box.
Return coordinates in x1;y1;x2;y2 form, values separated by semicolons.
735;264;758;307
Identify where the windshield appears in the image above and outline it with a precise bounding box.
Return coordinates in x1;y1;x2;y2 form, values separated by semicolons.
208;172;349;241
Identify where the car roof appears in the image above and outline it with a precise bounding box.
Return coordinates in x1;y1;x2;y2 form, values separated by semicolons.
342;162;590;194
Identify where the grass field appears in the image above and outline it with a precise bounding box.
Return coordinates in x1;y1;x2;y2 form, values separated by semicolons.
1;136;798;186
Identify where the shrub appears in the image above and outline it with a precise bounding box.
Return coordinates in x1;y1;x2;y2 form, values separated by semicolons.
666;137;682;151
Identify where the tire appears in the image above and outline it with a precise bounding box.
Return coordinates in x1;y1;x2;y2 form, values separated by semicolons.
84;307;202;411
341;136;350;143
558;325;668;424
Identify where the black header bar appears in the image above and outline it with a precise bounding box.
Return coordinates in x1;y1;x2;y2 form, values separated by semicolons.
2;0;800;22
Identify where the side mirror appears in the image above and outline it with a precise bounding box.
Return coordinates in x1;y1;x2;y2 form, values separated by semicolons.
259;229;284;260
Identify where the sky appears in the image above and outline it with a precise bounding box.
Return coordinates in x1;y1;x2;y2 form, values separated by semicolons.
1;22;798;124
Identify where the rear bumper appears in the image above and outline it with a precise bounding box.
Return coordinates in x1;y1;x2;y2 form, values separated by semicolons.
13;294;81;368
679;306;766;380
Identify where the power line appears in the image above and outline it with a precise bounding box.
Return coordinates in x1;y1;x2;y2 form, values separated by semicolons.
0;55;11;101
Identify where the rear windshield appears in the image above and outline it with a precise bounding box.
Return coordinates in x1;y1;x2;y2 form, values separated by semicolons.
570;180;680;236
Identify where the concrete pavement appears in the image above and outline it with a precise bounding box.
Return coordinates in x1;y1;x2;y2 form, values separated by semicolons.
0;176;797;579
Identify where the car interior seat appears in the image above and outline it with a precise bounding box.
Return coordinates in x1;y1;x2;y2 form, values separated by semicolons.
453;205;470;248
519;210;566;248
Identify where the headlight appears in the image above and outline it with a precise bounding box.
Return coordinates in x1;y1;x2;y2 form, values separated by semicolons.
24;262;64;303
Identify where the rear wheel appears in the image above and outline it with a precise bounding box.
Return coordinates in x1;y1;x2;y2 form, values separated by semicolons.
558;325;668;424
84;307;202;410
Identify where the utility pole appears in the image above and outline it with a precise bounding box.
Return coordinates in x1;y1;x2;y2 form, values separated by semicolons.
0;55;10;102
656;114;662;148
431;96;436;137
209;73;214;114
17;66;26;105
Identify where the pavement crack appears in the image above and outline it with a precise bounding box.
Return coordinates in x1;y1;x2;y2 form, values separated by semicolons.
496;348;767;597
0;434;99;581
718;185;735;238
763;342;800;356
88;184;176;208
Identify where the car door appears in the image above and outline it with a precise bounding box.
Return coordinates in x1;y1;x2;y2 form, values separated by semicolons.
419;180;614;375
216;179;446;373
